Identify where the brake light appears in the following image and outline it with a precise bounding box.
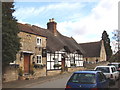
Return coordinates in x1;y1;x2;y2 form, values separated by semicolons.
66;85;71;88
110;74;113;78
91;88;99;90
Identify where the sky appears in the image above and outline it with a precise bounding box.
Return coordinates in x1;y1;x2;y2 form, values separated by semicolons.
13;0;120;52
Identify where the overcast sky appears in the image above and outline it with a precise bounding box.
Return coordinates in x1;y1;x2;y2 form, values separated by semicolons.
13;0;120;52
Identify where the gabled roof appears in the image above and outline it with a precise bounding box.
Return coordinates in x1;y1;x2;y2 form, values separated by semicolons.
79;41;102;57
18;23;84;54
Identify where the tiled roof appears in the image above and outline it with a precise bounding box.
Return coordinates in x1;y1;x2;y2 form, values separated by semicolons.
18;23;84;54
79;41;102;57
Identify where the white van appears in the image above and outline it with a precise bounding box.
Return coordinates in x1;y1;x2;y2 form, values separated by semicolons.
94;66;119;81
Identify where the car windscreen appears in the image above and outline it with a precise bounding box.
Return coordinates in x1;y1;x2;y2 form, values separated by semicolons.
95;67;110;73
68;73;96;84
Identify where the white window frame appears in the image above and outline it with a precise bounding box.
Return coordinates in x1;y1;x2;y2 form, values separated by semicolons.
36;37;42;46
36;55;42;64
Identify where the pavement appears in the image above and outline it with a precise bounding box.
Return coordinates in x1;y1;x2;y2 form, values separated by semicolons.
2;72;72;88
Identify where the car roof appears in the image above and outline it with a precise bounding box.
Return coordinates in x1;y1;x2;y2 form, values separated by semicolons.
74;70;101;74
95;65;116;68
109;63;120;64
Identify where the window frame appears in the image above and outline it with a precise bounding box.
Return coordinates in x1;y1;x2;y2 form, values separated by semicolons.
36;37;42;46
36;55;42;64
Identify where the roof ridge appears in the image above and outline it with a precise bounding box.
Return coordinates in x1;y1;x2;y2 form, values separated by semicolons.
79;40;101;45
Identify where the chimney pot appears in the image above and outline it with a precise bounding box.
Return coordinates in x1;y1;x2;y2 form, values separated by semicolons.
49;19;52;22
47;18;57;36
52;18;54;22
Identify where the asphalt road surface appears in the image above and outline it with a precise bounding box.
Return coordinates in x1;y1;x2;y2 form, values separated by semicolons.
28;76;69;88
25;74;120;88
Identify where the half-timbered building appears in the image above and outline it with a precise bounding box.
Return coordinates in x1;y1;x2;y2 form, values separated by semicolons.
4;18;85;82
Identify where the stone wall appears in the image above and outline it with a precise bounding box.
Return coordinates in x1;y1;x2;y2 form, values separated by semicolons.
32;67;46;79
68;67;85;72
84;57;100;63
17;32;47;69
3;67;18;82
100;40;107;61
47;70;61;76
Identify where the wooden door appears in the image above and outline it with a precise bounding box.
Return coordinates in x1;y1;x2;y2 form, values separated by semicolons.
24;54;30;74
62;58;65;71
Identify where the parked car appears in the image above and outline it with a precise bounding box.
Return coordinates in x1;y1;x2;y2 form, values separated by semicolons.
94;66;119;82
66;70;109;89
108;62;120;73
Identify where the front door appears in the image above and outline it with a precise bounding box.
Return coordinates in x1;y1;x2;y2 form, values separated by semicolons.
24;54;30;74
62;58;65;71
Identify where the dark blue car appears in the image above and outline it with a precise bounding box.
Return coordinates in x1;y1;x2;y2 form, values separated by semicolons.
66;70;109;90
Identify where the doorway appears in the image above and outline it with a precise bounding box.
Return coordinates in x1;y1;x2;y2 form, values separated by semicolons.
24;54;30;74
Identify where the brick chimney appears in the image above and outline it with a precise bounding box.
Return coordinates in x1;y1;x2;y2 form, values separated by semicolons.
47;18;57;36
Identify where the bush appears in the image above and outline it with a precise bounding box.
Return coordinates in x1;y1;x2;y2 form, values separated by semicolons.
18;67;23;76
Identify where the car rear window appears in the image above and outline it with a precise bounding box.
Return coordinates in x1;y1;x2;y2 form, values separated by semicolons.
69;73;96;84
95;67;110;73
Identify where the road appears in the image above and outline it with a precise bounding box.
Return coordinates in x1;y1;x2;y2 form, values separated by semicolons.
27;76;69;88
24;74;120;88
109;79;120;88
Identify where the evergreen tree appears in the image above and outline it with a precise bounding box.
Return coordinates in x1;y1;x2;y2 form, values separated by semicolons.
2;2;21;70
102;30;112;61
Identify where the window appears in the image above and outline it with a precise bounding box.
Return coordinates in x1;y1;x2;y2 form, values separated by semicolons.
36;37;42;45
98;72;106;82
54;58;59;64
36;55;42;64
69;73;96;84
111;67;116;73
71;57;75;64
96;67;110;73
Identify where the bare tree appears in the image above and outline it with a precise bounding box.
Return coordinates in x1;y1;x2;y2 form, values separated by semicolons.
112;30;120;52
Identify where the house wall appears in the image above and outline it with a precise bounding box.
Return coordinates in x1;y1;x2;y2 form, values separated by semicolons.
66;53;83;67
100;40;106;62
83;41;107;63
84;57;100;63
47;53;62;70
18;31;47;74
3;32;47;82
47;51;84;72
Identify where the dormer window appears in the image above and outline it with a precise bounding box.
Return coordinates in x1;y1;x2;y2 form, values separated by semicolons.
36;37;42;46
